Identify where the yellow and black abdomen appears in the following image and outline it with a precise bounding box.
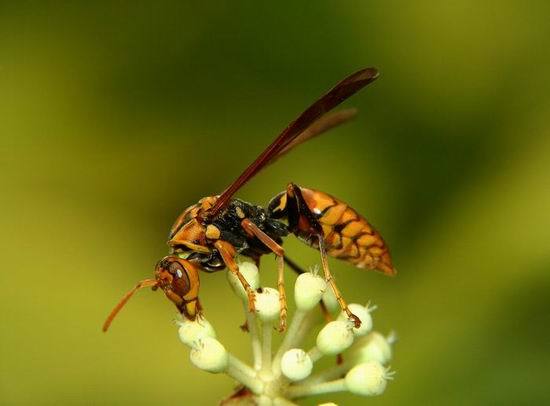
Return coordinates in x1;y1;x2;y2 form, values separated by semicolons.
296;187;395;276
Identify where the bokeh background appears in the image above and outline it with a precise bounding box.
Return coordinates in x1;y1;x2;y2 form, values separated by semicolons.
2;1;550;405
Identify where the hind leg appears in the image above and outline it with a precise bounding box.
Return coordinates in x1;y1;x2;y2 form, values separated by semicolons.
317;234;361;328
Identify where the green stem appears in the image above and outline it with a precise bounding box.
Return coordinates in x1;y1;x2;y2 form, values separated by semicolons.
301;361;351;385
261;321;273;374
226;355;263;395
307;346;323;363
273;309;314;375
243;302;262;371
286;379;346;398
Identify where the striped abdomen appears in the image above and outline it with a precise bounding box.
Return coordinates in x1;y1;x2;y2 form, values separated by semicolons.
300;188;395;275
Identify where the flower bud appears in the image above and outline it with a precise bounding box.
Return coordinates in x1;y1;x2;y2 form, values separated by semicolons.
255;287;280;322
177;318;216;347
337;303;373;337
226;261;260;301
177;317;216;347
316;320;354;355
189;337;229;373
294;272;327;311
345;361;389;396
350;332;392;365
280;348;313;381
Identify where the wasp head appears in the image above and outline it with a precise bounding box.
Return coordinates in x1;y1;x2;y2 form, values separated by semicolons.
155;256;201;320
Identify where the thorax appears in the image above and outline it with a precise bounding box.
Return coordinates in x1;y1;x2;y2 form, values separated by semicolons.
168;197;288;270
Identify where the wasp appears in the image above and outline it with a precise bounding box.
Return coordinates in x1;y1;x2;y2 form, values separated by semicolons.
103;67;395;333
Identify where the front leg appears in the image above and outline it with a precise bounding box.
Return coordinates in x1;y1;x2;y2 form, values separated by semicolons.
241;218;287;332
214;240;257;312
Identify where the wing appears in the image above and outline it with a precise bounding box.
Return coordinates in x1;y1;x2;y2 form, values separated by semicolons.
208;67;379;217
265;108;357;168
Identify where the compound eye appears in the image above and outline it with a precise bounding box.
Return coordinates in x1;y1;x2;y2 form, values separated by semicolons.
168;261;191;296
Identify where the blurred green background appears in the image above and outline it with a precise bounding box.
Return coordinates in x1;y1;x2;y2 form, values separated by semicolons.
2;1;550;405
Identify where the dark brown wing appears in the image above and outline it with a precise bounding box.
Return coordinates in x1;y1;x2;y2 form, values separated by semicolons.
266;108;357;167
209;67;379;217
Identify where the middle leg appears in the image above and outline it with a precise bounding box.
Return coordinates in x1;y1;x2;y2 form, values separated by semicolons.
241;218;287;331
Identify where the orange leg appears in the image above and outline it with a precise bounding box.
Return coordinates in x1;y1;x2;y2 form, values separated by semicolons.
276;255;287;332
318;234;361;328
215;240;257;312
241;219;287;331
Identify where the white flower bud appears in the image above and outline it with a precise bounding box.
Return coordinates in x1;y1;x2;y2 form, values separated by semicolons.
177;318;216;347
189;337;229;373
255;287;280;322
316;320;354;355
294;272;326;311
337;303;373;337
321;287;339;313
351;332;392;365
280;348;313;381
226;261;260;301
345;361;389;396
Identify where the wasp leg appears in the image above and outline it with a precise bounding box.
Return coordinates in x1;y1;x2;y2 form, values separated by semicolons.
318;234;361;328
276;255;287;332
241;218;287;332
214;240;257;312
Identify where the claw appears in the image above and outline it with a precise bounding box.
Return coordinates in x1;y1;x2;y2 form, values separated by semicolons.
349;312;362;329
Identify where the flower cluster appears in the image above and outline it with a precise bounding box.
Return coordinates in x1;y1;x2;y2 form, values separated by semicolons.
176;260;395;405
